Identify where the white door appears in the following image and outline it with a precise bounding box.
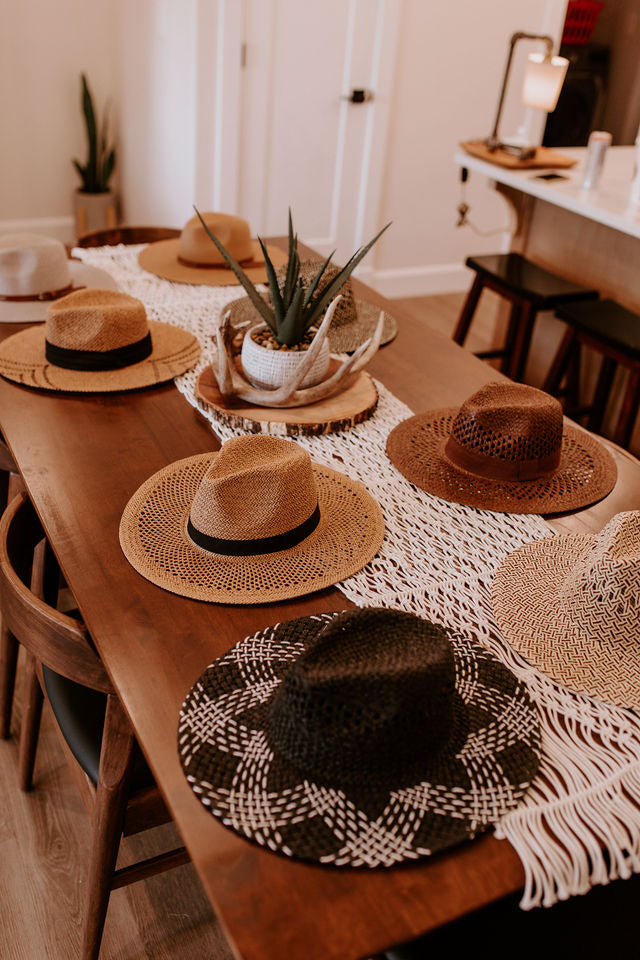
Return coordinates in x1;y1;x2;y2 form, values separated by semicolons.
234;0;400;273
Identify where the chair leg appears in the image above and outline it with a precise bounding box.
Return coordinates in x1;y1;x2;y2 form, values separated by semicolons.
452;274;484;345
543;326;576;396
586;356;617;435
81;694;136;960
499;303;522;374
0;626;19;739
18;652;43;791
507;301;537;382
613;368;640;449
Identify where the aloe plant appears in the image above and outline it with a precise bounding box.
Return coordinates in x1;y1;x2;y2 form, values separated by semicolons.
195;208;390;347
72;73;116;194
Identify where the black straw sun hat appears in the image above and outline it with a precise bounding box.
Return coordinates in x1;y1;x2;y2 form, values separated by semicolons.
178;608;540;867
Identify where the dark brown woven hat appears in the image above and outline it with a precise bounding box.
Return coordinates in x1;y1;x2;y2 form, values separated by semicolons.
386;382;617;514
178;608;540;867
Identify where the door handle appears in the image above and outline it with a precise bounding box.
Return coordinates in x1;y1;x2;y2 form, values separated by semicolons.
342;88;374;103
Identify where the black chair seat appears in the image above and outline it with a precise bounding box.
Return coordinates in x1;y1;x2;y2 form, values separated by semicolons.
555;298;640;360
465;253;598;309
43;665;154;791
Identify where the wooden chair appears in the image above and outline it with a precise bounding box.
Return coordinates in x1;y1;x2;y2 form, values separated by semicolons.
0;439;24;739
0;492;189;960
453;253;598;381
544;298;640;449
76;226;180;247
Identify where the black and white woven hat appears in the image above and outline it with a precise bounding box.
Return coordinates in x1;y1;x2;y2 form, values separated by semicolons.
178;608;540;867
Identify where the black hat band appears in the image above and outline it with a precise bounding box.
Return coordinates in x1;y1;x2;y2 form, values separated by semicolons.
45;331;153;371
186;503;321;556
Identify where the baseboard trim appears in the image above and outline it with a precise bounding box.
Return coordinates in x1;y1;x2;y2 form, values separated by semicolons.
0;216;76;244
361;263;472;299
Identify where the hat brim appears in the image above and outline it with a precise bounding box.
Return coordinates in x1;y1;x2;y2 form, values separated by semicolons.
138;238;288;286
0;321;200;392
119;453;385;604
224;296;398;352
386;408;617;514
0;262;119;324
177;612;540;867
492;533;640;709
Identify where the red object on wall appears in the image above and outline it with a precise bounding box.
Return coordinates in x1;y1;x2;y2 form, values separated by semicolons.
562;0;605;45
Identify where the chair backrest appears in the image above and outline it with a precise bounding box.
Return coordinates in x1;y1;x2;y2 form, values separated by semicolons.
0;493;113;693
76;227;180;248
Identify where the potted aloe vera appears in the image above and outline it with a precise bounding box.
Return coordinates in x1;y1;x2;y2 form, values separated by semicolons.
195;208;389;389
72;73;117;237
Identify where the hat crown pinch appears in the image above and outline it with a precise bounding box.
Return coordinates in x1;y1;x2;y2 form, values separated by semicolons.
189;436;318;542
45;289;149;353
559;511;640;637
0;233;71;297
268;608;457;790
179;212;254;266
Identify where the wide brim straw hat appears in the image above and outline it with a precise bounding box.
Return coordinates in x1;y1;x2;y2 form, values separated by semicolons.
386;381;617;514
178;607;541;867
0;232;118;323
492;511;640;709
0;288;200;392
138;211;288;286
120;435;384;604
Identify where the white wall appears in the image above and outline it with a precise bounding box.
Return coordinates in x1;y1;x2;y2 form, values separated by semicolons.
0;0;118;242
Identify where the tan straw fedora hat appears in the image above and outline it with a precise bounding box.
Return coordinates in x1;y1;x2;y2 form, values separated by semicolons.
0;232;117;323
225;259;398;352
492;511;640;708
0;288;200;392
138;212;288;286
120;435;385;603
386;381;616;514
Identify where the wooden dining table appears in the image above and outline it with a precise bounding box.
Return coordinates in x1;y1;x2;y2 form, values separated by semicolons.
1;240;639;960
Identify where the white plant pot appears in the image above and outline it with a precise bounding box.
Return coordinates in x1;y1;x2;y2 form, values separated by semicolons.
74;189;118;239
241;324;331;390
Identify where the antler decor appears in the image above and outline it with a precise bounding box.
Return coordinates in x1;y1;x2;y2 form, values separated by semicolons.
212;295;383;408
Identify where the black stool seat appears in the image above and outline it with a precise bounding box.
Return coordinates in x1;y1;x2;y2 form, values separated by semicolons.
466;254;598;309
454;253;598;383
43;665;154;790
545;297;640;449
555;298;640;359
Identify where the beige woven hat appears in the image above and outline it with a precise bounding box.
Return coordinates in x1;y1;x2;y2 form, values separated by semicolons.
225;259;398;353
492;511;640;708
0;232;118;323
119;435;385;603
0;288;200;392
138;212;288;286
386;382;617;514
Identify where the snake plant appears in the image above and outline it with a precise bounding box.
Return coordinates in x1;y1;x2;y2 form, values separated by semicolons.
195;208;390;347
72;74;116;194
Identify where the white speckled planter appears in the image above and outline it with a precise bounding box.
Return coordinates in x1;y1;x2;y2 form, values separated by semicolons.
241;324;330;390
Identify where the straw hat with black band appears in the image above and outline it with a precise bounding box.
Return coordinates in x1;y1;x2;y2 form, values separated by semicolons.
0;233;117;323
0;288;200;392
386;381;616;514
492;511;640;709
120;434;384;604
225;259;398;353
178;606;541;867
138;212;288;286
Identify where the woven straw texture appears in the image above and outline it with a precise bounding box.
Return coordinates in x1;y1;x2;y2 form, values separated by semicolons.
119;450;384;604
46;289;147;350
0;319;200;393
178;610;541;867
75;242;640;909
138;236;288;287
492;512;640;708
386;383;616;514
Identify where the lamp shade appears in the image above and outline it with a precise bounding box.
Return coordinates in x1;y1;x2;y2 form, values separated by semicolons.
522;53;569;111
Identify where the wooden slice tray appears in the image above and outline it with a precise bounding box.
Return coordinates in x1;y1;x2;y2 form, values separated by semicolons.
196;359;378;436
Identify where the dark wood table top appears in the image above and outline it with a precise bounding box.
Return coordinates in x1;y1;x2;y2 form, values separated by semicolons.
1;242;639;960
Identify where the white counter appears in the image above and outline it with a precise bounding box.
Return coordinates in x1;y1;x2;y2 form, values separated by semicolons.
453;146;640;241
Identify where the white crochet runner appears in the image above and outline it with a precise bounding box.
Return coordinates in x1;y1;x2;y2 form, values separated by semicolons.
75;243;640;909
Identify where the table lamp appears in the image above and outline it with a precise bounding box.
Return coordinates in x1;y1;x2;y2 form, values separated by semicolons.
487;32;569;161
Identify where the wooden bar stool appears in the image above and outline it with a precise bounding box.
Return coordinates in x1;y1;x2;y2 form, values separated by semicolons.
544;298;640;449
453;253;598;381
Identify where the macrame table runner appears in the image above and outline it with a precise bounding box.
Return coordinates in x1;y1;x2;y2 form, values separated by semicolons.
75;243;640;909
